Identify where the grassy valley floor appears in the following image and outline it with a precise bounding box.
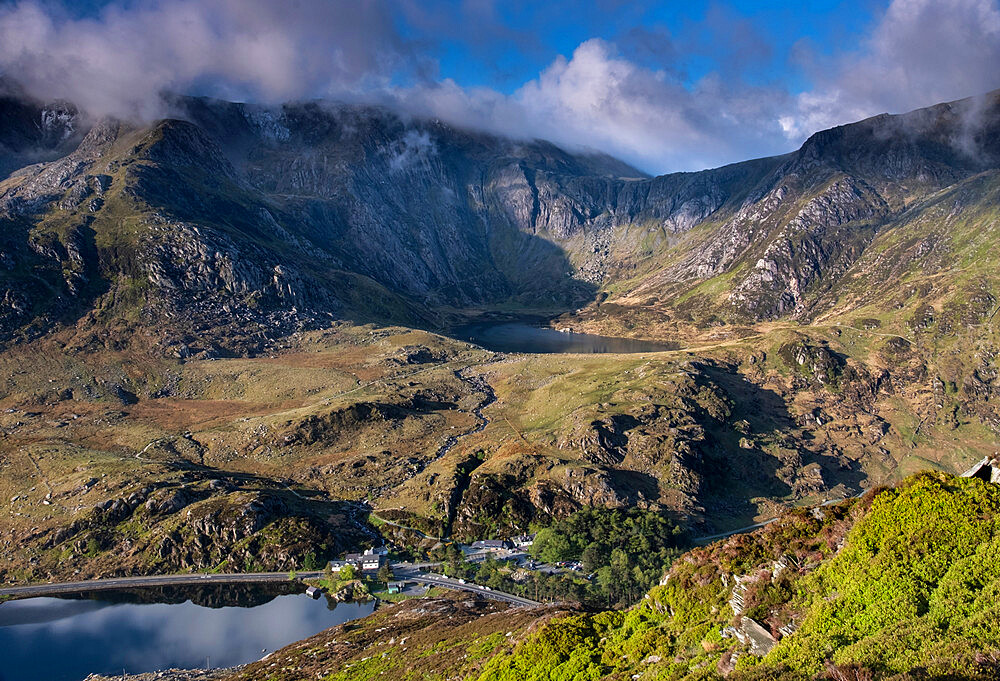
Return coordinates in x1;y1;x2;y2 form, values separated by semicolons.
2;316;997;585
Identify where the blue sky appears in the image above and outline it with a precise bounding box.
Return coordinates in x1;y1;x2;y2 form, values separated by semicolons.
431;1;878;92
36;0;882;94
1;0;998;173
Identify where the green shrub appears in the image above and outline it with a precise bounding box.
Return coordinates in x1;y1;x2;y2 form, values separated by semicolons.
466;473;1000;681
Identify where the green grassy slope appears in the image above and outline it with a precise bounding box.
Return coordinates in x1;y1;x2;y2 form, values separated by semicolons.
475;473;1000;681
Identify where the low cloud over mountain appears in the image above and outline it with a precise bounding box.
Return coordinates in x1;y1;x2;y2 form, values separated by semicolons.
0;0;998;173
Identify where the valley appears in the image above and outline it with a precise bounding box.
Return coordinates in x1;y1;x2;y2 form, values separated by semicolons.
1;309;994;585
1;81;999;680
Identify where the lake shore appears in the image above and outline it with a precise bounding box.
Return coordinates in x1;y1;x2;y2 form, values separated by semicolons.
84;669;240;681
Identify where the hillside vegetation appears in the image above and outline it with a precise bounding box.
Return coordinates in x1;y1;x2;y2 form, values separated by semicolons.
225;472;1000;681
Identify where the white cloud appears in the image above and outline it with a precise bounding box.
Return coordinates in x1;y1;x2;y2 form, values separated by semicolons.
0;0;997;174
384;39;792;172
785;0;1000;139
0;0;418;120
511;39;789;171
494;0;1000;170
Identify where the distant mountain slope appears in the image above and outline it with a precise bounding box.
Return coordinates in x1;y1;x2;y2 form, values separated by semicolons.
0;94;658;352
618;91;1000;323
1;88;998;354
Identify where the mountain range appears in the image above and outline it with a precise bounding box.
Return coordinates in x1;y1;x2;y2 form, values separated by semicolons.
3;85;998;348
0;83;998;594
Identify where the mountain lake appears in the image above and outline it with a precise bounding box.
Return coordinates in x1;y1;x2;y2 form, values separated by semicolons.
0;584;374;681
450;322;677;354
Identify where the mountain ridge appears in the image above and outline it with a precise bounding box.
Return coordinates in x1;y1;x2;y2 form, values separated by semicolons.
2;86;998;354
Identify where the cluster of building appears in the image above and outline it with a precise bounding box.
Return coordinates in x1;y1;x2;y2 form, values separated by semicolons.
324;534;535;578
327;547;389;576
462;535;534;563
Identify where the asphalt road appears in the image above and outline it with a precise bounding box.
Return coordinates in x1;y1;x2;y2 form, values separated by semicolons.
0;566;539;607
393;569;539;607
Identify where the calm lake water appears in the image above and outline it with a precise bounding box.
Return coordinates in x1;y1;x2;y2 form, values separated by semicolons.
451;322;676;354
0;584;374;681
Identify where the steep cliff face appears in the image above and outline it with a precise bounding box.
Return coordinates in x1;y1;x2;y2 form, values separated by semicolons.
174;97;650;309
0;99;636;349
2;89;998;347
0;114;432;352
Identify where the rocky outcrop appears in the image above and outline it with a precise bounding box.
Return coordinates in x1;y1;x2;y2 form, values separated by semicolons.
727;176;889;318
84;670;237;681
11;478;366;583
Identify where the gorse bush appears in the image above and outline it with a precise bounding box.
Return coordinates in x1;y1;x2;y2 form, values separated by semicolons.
470;473;1000;681
760;472;1000;676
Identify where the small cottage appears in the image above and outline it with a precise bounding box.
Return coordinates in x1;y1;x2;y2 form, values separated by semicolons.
511;534;535;549
344;548;388;573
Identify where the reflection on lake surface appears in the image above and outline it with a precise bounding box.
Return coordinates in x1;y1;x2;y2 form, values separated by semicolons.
0;584;374;681
451;322;676;354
